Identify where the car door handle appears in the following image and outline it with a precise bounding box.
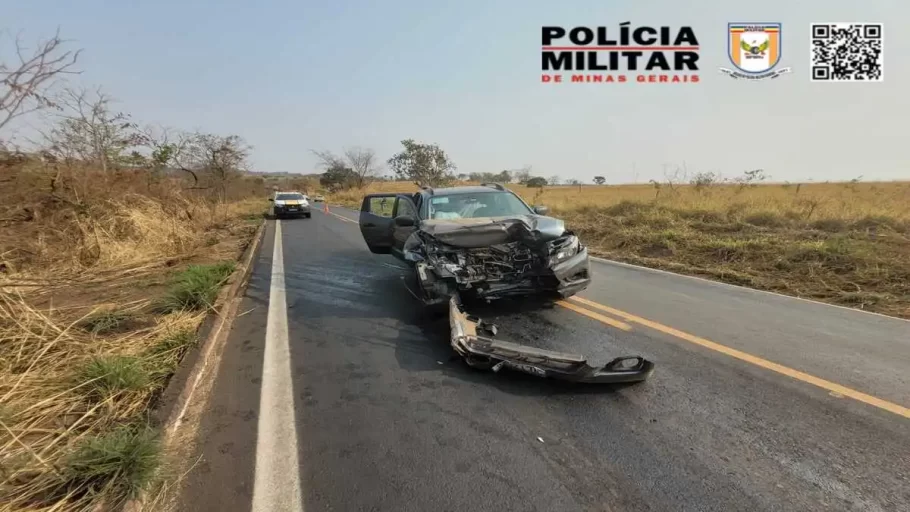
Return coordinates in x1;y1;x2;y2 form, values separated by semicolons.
364;223;376;227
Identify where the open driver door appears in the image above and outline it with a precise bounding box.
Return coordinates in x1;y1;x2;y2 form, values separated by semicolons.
359;194;419;258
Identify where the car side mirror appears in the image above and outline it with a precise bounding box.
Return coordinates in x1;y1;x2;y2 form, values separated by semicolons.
394;215;416;227
533;205;549;215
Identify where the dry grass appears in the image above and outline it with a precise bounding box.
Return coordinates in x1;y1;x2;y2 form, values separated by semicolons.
326;180;910;318
0;159;268;511
0;291;207;510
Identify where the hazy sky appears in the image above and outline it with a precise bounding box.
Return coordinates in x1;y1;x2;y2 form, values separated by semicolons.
5;1;907;183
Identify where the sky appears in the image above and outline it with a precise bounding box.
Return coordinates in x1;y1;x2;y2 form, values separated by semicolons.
4;0;907;183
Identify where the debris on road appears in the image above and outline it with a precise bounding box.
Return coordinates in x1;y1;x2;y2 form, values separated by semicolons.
448;295;654;384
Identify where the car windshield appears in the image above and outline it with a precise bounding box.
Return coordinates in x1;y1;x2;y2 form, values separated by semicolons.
276;193;304;200
428;191;532;220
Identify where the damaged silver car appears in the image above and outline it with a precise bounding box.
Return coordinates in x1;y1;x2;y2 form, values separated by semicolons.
358;183;653;384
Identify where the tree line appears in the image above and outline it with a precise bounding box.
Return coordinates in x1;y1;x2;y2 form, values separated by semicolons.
1;29;254;201
312;139;610;192
2;29;611;197
312;138;460;192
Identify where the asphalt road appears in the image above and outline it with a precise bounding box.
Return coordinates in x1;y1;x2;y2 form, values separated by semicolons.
175;206;910;512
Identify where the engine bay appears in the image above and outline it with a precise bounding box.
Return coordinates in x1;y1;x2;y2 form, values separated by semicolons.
429;242;538;284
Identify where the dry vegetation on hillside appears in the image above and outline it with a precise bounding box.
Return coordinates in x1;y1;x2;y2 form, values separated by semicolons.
326;180;910;319
0;156;269;511
0;30;271;510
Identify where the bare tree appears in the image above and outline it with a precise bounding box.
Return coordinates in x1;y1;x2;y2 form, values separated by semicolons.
343;146;380;187
0;28;81;135
690;171;720;192
312;147;381;188
310;149;346;171
137;124;177;168
168;131;207;185
203;134;250;199
662;163;687;195
134;124;179;189
311;149;354;190
157;130;252;200
732;168;769;191
548;175;561;185
510;166;532;184
41;86;139;172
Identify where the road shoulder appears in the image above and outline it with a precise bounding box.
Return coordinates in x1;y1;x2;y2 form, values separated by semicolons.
132;220;271;512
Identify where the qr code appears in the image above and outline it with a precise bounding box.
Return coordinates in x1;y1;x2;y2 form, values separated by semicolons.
811;23;883;81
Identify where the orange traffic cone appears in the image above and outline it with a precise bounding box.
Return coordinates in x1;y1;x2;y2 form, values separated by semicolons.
323;202;329;214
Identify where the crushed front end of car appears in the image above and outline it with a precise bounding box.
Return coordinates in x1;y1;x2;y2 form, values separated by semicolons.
403;215;653;384
403;215;592;306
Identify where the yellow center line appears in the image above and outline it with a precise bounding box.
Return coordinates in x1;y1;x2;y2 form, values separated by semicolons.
555;300;632;331
568;296;910;419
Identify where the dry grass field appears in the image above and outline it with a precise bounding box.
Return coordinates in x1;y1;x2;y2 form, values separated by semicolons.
0;158;268;511
1;157;907;511
328;180;910;319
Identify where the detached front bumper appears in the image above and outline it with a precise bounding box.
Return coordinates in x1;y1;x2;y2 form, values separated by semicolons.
448;296;654;384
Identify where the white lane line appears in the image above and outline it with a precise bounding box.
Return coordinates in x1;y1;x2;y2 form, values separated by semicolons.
252;220;304;512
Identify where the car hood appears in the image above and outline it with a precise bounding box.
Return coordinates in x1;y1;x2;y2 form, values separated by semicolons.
418;215;567;248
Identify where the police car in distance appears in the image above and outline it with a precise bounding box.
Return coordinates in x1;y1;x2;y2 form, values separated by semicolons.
269;191;311;218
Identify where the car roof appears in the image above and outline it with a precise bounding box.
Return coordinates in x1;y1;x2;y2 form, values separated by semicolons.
275;191;305;195
422;185;512;196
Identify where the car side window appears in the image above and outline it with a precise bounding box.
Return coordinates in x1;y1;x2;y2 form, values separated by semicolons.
395;197;418;218
368;197;394;218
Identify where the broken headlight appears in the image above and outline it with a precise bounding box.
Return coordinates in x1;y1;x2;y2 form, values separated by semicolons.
549;235;580;265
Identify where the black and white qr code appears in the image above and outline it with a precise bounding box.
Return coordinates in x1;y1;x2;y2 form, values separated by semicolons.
811;23;883;81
